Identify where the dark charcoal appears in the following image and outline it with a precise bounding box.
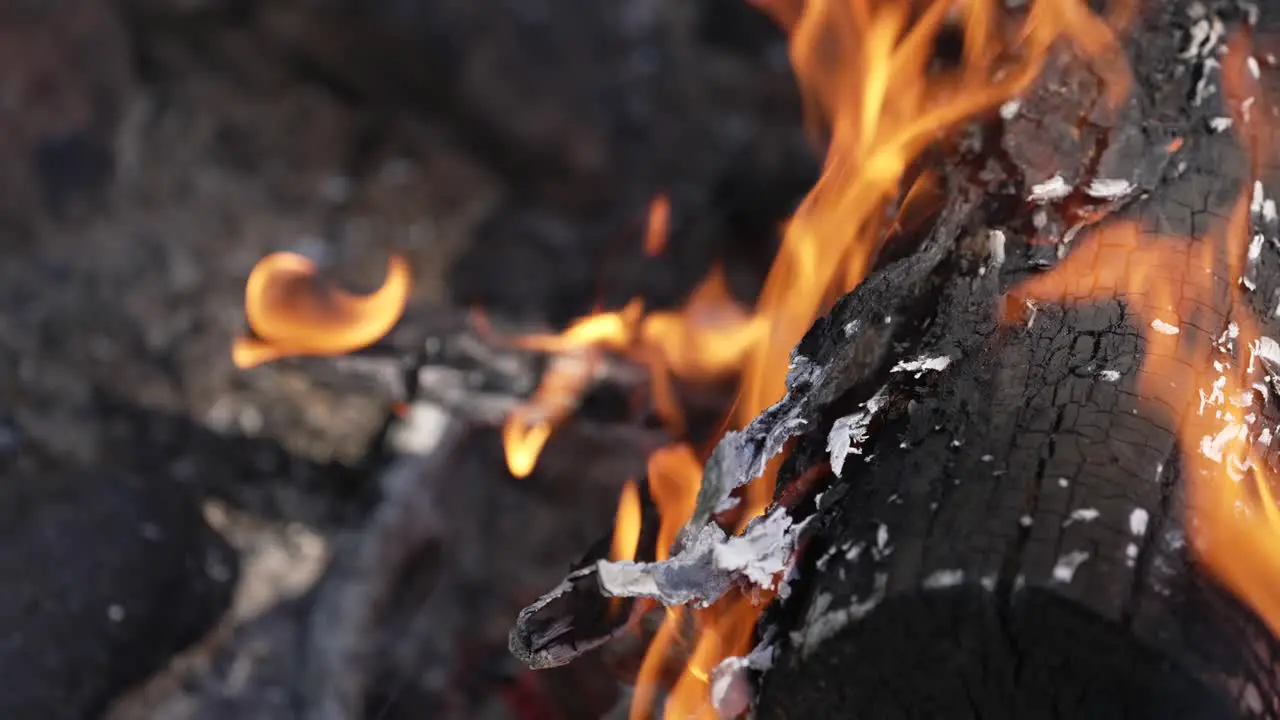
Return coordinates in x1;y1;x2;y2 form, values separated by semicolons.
755;2;1280;719
0;461;236;720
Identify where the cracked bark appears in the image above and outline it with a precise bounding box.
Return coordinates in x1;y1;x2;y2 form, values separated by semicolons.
754;3;1280;719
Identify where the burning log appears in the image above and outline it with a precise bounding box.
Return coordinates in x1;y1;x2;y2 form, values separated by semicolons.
505;0;1280;718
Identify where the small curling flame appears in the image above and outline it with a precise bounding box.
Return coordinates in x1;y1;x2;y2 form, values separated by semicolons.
232;252;411;368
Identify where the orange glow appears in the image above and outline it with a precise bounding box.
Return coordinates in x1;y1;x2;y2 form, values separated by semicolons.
612;479;643;563
497;0;1141;716
645;194;672;257
503;352;599;478
1006;33;1280;638
232;252;411;368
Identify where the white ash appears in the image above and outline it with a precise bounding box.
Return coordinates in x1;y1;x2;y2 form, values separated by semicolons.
1084;178;1134;200
1194;57;1221;106
1249;336;1280;374
597;523;731;606
1249;231;1265;262
1252;180;1265;215
1065;508;1100;525
1051;550;1091;583
827;387;890;477
1199;422;1247;464
1208;116;1234;132
1266;199;1278;224
891;355;953;377
999;99;1021;120
1248;56;1262;79
1243;96;1257;123
845;542;865;561
598;505;809;608
843;318;862;337
1058;477;1070;488
1019;514;1033;528
1150;318;1181;335
713;508;804;589
1098;370;1122;382
1261;427;1273;446
1129;508;1150;536
795;573;888;658
981;454;994;462
709;640;776;718
922;569;966;590
1125;543;1139;564
985;229;1006;273
875;523;890;555
1028;174;1072;203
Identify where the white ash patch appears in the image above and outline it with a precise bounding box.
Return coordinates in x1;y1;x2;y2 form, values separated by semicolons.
1019;514;1034;528
712;508;803;589
1243;96;1257;123
1249;336;1280;375
1064;508;1100;526
1084;178;1134;200
1150;318;1181;335
1098;370;1122;382
982;229;1006;275
709;639;775;718
1199;422;1248;464
891;355;953;377
980;575;997;592
922;569;965;590
1058;477;1070;488
827;388;890;477
1129;508;1150;536
1209;116;1234;132
1028;174;1072;203
1194;57;1221;106
795;573;888;658
1051;550;1091;583
875;523;891;558
1125;543;1139;565
999;99;1021;120
1248;56;1261;79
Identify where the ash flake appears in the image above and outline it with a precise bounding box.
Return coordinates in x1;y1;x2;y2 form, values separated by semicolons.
1028;174;1072;203
1084;178;1133;200
826;388;890;477
1209;116;1234;132
1052;550;1091;584
1129;508;1150;536
1098;370;1122;382
891;355;952;377
1065;508;1100;526
922;569;965;590
1150;318;1181;335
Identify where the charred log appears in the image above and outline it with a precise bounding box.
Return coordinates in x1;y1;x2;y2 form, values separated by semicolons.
505;0;1280;718
755;3;1280;719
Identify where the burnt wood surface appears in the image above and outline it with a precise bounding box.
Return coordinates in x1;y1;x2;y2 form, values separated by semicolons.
754;2;1280;719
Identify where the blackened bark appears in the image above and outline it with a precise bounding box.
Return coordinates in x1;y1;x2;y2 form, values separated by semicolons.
756;3;1280;719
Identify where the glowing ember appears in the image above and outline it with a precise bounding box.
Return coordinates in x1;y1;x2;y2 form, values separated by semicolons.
1005;32;1280;638
232;252;411;368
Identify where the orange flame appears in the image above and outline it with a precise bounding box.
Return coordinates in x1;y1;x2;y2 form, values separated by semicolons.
1007;31;1280;638
644;194;672;258
497;0;1141;716
612;479;643;563
232;252;411;368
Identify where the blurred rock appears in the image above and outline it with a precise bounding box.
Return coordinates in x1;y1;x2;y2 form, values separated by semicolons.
0;0;133;225
0;461;236;719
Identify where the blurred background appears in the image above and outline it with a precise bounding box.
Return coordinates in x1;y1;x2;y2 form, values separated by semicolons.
0;0;822;717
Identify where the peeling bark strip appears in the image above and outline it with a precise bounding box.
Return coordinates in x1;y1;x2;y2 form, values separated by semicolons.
754;1;1280;719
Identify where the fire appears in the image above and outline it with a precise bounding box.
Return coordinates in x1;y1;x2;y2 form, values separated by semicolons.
232;252;411;369
500;0;1141;716
1007;31;1280;638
